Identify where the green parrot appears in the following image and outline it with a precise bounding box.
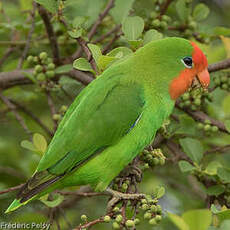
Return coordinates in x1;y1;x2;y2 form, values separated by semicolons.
6;37;210;213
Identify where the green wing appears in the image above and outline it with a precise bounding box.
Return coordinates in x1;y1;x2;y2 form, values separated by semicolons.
17;76;145;202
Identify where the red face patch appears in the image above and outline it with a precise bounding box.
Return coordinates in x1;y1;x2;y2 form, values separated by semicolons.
169;42;209;100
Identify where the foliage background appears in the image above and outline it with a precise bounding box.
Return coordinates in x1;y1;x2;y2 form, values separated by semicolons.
1;0;230;229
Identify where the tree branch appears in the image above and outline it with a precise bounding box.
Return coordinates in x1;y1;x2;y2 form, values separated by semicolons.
0;184;24;195
37;4;60;65
208;58;230;73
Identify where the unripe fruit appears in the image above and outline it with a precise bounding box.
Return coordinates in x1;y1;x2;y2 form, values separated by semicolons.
162;15;171;22
134;218;140;225
194;98;201;106
160;21;167;29
81;214;87;222
152;19;160;27
104;215;111;223
35;65;43;73
112;222;120;229
33;56;39;63
156;205;162;213
204;119;211;124
143;163;149;170
27;55;34;63
144;212;152;220
125;220;135;228
182;93;190;100
197;123;204;129
150;12;157;19
141;204;149;210
115;214;123;223
37;73;46;81
150;205;157;212
60;105;68;113
155;215;162;222
53;114;61;121
149;218;157;225
46;71;55;78
113;207;120;212
184;100;191;106
188;21;197;30
47;63;55;70
222;83;228;90
211;126;218;132
204;124;211;131
159;158;165;165
141;199;147;204
39;52;48;60
153;158;159;165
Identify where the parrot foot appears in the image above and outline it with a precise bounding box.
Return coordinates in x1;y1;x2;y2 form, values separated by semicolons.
125;165;142;182
105;188;145;212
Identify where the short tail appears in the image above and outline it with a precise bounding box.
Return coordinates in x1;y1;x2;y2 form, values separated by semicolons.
5;198;31;213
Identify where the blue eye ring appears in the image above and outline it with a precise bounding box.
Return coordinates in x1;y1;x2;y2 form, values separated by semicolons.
181;56;193;68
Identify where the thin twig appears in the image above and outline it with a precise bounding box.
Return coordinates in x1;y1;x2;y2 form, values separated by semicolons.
0;92;32;137
17;2;36;69
0;184;24;195
37;4;60;65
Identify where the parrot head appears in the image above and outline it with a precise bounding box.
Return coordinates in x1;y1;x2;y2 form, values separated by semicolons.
168;39;210;100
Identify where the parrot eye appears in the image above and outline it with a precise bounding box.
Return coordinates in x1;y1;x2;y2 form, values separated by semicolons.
181;57;193;68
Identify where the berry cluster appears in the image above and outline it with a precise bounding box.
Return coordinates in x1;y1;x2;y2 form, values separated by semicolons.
197;119;219;133
27;52;56;82
52;105;68;122
140;149;166;170
179;88;212;111
213;72;230;91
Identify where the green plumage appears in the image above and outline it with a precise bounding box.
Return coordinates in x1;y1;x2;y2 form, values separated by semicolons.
6;37;194;212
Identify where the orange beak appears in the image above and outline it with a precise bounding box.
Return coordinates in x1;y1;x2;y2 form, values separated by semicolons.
197;68;210;88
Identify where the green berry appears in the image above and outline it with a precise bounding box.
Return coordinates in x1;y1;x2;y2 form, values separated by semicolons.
211;126;218;132
160;21;167;29
155;215;162;222
60;105;68;113
194;98;201;106
162;15;171;22
46;70;55;78
147;154;153;161
150;205;157;212
81;214;87;222
37;73;46;81
159;158;165;165
149;218;157;225
35;65;43;73
191;105;197;111
141;204;149;211
47;63;55;70
53;114;61;121
141;199;147;204
222;83;228;90
153;158;159;165
204;119;211;124
115;214;123;223
39;52;48;60
144;212;152;220
134;218;140;225
204;124;211;131
152;19;160;27
113;207;120;213
188;21;197;30
182;92;190;100
156;205;162;213
197;123;204;129
112;222;120;229
184;100;191;106
27;55;34;63
33;56;39;63
143;163;149;170
104;215;111;223
125;220;135;228
150;12;157;19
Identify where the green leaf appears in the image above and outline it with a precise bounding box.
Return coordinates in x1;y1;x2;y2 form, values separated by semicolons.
34;0;58;13
68;28;84;38
107;47;133;58
182;209;212;230
72;16;88;29
193;3;210;21
21;140;36;152
179;138;203;164
217;167;230;183
87;43;102;66
110;0;135;24
176;114;197;136
176;0;190;22
73;58;94;73
153;186;165;199
206;185;225;196
55;64;73;74
98;55;117;71
143;29;163;45
128;40;143;50
211;205;230;224
33;133;47;154
178;160;195;173
40;193;64;208
168;213;190;230
204;161;222;176
213;27;230;36
122;16;144;40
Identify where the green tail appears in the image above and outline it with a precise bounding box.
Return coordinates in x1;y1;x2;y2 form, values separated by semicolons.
5;198;32;213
